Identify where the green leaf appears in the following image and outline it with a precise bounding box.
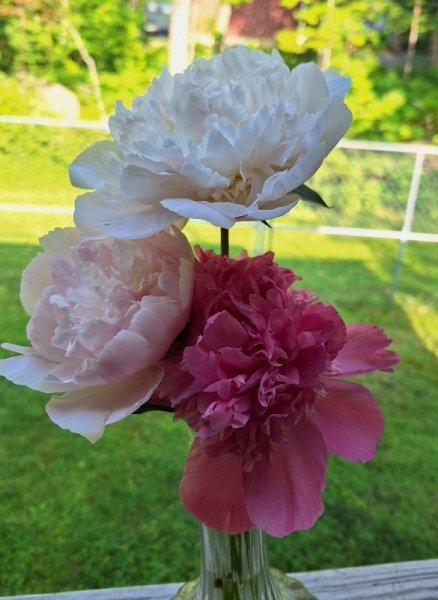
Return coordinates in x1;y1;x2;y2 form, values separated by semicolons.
291;184;329;208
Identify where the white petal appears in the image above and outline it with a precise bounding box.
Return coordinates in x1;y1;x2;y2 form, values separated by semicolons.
74;192;179;239
161;198;237;228
258;141;327;202
120;165;175;199
202;128;237;176
69;141;121;190
0;354;77;393
180;161;229;189
322;103;352;151
293;63;329;114
246;199;299;221
324;70;351;104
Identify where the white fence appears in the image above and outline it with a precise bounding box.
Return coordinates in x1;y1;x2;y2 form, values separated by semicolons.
1;115;437;298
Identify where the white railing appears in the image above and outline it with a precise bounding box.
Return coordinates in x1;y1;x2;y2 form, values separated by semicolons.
1;115;437;298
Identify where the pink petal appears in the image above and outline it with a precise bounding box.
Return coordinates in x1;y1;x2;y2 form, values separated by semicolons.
46;367;163;442
39;227;79;255
243;420;327;537
314;379;384;462
96;330;154;383
27;291;66;362
198;311;249;352
130;298;187;358
332;323;399;376
179;439;254;534
20;253;51;315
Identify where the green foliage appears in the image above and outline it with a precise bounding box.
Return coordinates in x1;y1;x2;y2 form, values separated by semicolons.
277;0;438;142
277;0;383;57
0;0;147;80
0;73;42;115
98;43;168;113
68;0;146;73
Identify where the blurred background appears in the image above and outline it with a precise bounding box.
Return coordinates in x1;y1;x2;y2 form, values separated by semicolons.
0;0;437;596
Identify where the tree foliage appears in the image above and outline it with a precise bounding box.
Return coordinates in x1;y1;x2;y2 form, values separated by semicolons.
0;0;147;79
276;0;438;142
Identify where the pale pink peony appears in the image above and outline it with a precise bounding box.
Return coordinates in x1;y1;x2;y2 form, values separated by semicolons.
0;227;194;442
159;249;399;537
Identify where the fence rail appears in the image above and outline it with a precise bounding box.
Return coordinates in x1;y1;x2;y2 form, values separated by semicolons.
1;115;437;297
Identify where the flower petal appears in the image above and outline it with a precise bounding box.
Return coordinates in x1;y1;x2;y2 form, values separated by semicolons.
69;141;121;190
96;330;154;383
46;367;163;442
161;198;238;228
74;192;179;238
258;142;327;203
314;379;384;462
332;323;399;376
324;70;351;104
20;253;51;315
180;439;254;534
243;420;327;537
0;354;77;393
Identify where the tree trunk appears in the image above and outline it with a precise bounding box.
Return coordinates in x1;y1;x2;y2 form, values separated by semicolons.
62;19;106;119
60;0;106;119
404;0;423;79
318;0;335;70
168;0;193;74
430;2;438;67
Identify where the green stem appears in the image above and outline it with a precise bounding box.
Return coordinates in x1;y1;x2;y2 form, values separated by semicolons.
224;535;243;600
221;227;229;257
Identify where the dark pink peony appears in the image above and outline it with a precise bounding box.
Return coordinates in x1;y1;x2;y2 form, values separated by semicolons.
159;249;399;537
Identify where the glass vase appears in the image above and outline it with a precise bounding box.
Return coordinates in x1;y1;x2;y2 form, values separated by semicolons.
172;524;317;600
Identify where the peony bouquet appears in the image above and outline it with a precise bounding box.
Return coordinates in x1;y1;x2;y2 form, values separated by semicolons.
0;48;398;599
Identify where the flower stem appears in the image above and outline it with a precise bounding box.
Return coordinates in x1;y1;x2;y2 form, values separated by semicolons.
221;228;229;257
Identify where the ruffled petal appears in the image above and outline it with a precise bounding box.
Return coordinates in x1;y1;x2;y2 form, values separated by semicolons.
243;420;327;537
180;439;254;534
314;379;384;462
332;323;399;376
46;367;163;442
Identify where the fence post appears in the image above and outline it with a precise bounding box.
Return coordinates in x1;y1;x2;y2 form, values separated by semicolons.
390;151;425;300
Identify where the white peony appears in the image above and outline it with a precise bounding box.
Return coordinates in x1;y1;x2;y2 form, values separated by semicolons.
71;46;352;239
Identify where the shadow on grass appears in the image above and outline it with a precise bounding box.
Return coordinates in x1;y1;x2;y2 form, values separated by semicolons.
0;241;437;595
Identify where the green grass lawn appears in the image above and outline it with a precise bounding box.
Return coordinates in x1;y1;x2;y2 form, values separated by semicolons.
0;125;437;594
